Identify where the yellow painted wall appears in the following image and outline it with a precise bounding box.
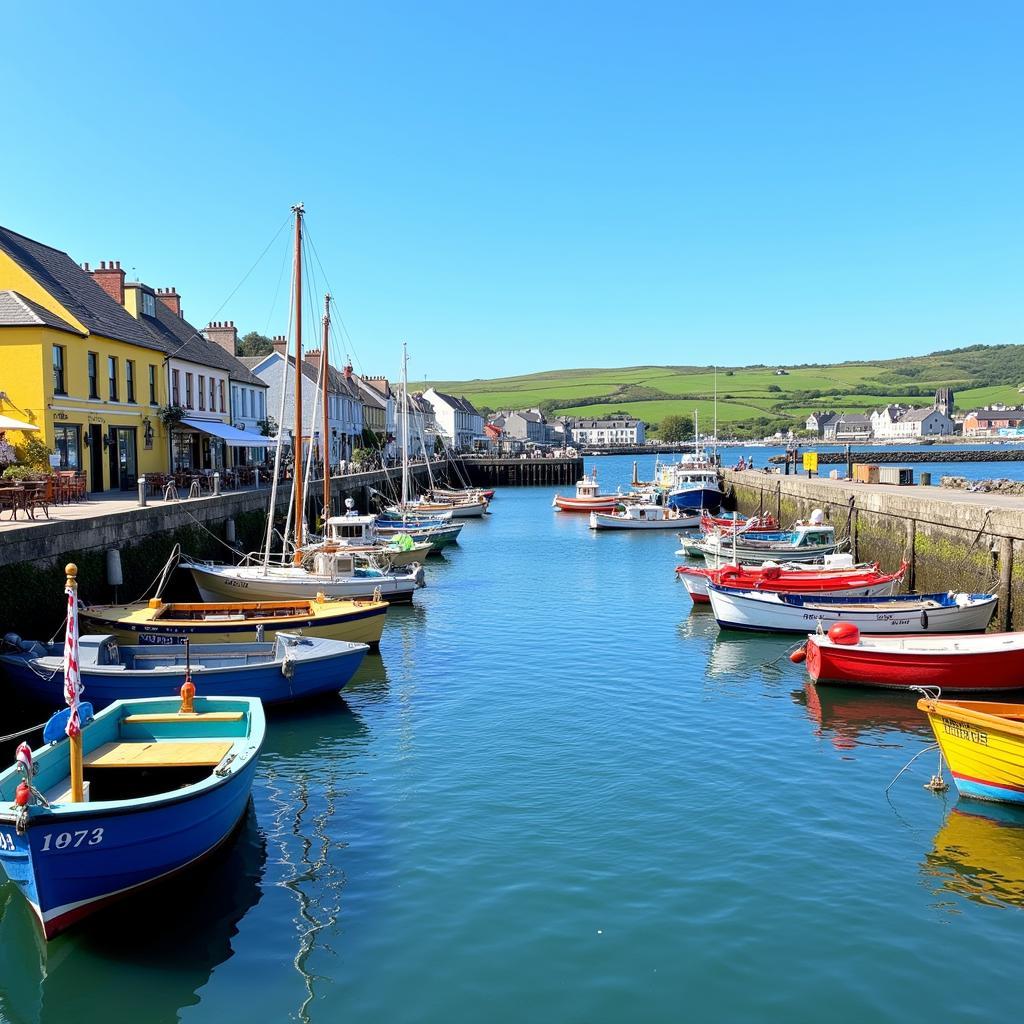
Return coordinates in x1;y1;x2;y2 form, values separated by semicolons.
0;253;89;335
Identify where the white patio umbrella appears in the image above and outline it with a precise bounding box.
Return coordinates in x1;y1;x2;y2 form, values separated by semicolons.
0;414;39;431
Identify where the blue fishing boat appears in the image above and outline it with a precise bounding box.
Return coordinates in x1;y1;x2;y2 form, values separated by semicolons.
373;518;464;552
0;633;369;708
0;694;265;939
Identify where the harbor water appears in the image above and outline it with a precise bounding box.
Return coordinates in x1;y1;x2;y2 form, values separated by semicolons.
4;454;1024;1022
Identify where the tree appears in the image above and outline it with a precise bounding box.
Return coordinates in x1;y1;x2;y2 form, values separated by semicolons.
767;384;782;393
238;331;275;357
658;415;693;442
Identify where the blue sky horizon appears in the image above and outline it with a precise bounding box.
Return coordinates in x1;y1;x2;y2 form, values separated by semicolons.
4;1;1022;383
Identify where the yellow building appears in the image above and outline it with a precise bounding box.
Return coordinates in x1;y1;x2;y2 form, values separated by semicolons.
0;227;170;491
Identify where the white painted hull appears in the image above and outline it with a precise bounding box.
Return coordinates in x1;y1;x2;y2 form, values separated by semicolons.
681;575;896;603
707;587;997;635
186;562;422;604
589;511;700;530
700;542;840;566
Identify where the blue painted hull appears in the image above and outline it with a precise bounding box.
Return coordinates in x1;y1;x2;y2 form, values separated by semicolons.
0;759;258;937
667;487;723;512
952;774;1024;805
0;646;367;710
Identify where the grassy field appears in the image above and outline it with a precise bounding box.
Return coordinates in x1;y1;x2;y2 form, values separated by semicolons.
426;346;1024;435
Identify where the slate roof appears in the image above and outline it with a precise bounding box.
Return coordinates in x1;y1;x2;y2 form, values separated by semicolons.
353;374;386;409
571;417;641;428
835;414;871;425
0;290;85;335
901;407;946;423
430;389;482;419
0;226;163;350
129;286;266;387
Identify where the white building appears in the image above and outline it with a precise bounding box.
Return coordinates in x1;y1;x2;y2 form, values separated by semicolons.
249;341;363;468
569;416;646;446
888;407;954;438
422;388;484;451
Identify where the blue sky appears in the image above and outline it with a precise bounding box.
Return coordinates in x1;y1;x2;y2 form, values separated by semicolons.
3;1;1022;381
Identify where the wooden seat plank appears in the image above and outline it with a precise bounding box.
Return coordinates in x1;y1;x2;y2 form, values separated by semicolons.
123;712;244;724
84;740;232;768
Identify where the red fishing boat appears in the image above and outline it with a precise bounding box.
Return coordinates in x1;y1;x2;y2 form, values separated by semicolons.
804;628;1024;692
552;469;622;513
676;560;906;604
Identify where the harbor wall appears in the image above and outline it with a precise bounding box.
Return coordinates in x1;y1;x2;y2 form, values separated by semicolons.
0;463;437;638
461;456;583;486
721;470;1024;631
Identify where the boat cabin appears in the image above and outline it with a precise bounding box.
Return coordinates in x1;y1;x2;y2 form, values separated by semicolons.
326;515;376;545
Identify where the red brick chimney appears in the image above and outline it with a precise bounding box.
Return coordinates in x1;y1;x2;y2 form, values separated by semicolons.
156;287;182;317
303;348;321;365
272;335;288;356
91;260;125;305
204;320;238;355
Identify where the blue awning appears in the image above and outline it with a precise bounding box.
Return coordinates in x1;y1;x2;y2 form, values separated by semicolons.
179;418;270;444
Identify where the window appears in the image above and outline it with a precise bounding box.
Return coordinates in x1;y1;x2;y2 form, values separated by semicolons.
126;360;135;403
185;373;193;409
52;346;66;394
108;356;118;401
258;391;265;420
149;365;157;404
171;369;180;405
53;425;81;469
198;375;206;410
87;352;99;398
142;292;156;316
209;377;216;410
219;381;225;413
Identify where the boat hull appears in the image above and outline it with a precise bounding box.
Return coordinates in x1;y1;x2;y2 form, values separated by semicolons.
708;588;998;635
700;542;840;566
80;600;387;647
807;634;1024;692
589;510;699;530
187;563;422;605
553;495;621;513
667;487;723;512
0;696;263;939
680;575;895;605
920;700;1024;804
0;639;368;708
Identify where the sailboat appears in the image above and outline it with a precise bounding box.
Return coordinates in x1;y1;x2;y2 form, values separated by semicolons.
382;345;488;520
184;205;425;604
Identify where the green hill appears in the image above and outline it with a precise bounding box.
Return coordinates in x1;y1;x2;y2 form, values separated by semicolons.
426;345;1024;437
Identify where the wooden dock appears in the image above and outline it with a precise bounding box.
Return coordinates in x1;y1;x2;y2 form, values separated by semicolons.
460;456;584;487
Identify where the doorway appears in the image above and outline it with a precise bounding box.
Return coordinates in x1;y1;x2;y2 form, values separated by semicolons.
114;427;137;490
89;424;104;491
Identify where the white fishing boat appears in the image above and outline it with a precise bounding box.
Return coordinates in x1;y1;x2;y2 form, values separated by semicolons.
314;512;432;567
589;504;700;530
184;550;424;605
698;512;841;566
706;586;997;635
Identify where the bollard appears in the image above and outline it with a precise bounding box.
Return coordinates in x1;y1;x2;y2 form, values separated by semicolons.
137;475;147;507
213;472;221;496
254;467;260;489
225;518;236;544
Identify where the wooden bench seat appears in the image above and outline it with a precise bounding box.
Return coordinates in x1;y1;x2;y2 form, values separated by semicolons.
84;740;233;769
123;712;244;724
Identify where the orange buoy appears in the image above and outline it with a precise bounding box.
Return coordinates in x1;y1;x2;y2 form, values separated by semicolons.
789;645;807;664
15;781;30;806
827;622;861;646
179;678;196;715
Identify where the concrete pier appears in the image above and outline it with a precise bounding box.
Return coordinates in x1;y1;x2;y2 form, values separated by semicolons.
723;470;1024;630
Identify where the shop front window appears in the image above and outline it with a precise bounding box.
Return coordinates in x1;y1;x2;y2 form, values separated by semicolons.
53;425;81;469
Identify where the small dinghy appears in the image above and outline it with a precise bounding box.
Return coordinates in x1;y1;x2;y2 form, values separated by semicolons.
589;504;700;530
0;632;369;708
804;627;1024;692
0;691;265;938
707;587;998;635
697;512;842;566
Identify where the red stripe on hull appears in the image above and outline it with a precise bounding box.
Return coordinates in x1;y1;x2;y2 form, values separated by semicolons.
553;498;620;512
806;639;1024;691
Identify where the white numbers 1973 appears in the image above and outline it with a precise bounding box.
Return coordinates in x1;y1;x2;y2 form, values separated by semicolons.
40;828;104;852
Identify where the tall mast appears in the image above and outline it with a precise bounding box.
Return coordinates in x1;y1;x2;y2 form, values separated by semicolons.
292;203;304;562
401;342;409;508
321;293;331;521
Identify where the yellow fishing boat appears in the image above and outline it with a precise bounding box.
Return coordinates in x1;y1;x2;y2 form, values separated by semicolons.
918;695;1024;804
79;596;387;648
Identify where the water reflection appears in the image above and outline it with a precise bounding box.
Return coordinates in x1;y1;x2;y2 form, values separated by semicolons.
793;681;932;750
0;804;265;1024
924;803;1024;910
